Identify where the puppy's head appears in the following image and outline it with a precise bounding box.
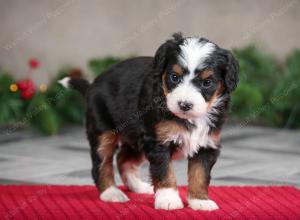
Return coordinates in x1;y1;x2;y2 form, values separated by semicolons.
153;33;239;119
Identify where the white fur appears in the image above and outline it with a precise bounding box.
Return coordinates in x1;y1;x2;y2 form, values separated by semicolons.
184;117;216;156
179;38;215;74
100;186;129;202
164;96;224;157
123;171;153;194
120;160;153;194
155;188;184;210
188;199;219;211
58;77;70;88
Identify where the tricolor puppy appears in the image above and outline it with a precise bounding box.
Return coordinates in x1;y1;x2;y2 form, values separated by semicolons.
59;33;239;210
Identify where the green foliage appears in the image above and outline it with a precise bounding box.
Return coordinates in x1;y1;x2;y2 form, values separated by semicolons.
233;45;278;99
27;93;60;135
285;49;300;73
267;50;300;128
0;73;25;125
54;88;85;124
231;45;280;120
0;93;24;125
231;47;300;128
0;73;14;93
231;82;263;118
88;57;121;76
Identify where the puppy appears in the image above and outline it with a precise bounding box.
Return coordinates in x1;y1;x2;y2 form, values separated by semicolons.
59;33;239;210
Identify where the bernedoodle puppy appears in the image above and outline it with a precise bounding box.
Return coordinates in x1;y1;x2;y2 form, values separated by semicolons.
59;33;239;210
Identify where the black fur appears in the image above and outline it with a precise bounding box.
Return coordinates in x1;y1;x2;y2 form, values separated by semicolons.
203;47;239;94
69;78;90;96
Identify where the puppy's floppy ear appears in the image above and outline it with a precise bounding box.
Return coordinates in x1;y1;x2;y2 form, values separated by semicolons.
153;33;183;74
153;42;169;74
224;50;239;93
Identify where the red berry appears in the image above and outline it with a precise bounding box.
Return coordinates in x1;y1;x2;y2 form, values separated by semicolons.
17;79;36;100
21;90;35;100
17;80;29;91
17;79;35;91
28;59;40;69
26;79;35;88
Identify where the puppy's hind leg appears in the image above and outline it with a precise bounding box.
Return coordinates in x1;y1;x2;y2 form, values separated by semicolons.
89;130;129;202
117;145;153;194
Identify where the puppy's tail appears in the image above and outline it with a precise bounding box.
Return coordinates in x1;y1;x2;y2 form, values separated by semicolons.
58;76;90;96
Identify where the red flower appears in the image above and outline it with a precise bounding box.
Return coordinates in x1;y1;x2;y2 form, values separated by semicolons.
28;59;40;69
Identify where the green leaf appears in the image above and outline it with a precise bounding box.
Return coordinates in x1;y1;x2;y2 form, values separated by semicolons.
88;57;121;76
231;82;264;118
27;94;60;135
268;49;300;128
234;45;279;101
0;93;24;125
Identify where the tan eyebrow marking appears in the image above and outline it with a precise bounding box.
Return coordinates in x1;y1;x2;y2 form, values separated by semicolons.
200;70;214;79
172;64;184;76
206;82;225;111
162;71;169;96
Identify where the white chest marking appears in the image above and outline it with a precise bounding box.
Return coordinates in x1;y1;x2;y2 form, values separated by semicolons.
182;117;217;157
162;117;217;158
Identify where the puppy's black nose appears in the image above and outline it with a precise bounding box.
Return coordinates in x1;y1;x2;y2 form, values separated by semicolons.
178;101;193;111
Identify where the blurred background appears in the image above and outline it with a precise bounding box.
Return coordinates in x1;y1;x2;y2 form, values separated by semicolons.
0;0;299;187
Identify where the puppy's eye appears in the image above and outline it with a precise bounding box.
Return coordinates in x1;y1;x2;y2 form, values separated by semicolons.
202;79;213;88
169;73;181;84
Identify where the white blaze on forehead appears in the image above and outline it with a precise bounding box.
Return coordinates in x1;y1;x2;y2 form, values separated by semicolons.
179;38;215;74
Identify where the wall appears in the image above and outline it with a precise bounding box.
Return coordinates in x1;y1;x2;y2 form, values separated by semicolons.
0;0;299;83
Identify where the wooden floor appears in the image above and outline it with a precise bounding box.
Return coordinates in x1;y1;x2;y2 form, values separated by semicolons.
0;125;299;187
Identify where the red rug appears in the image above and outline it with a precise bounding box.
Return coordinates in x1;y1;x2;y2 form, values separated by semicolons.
0;185;299;220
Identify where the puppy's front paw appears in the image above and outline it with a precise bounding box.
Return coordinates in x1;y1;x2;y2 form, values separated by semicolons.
100;186;129;202
155;188;184;210
188;199;219;211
